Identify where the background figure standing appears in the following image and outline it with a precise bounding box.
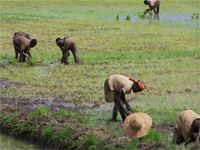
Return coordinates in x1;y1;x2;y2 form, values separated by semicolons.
144;0;161;14
56;37;81;65
104;74;145;122
13;35;37;62
172;110;200;145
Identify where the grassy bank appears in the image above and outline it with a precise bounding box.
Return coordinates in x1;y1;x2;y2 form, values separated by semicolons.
2;104;197;150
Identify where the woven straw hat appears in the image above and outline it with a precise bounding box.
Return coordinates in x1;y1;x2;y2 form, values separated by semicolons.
123;112;152;138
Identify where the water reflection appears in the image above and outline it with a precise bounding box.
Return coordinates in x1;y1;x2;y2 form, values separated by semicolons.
0;134;39;150
146;14;160;20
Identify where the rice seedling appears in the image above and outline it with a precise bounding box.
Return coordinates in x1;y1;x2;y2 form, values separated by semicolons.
116;14;119;20
126;15;131;20
137;12;146;19
7;58;18;64
56;110;69;119
29;58;37;66
192;12;199;19
0;61;5;67
29;106;50;117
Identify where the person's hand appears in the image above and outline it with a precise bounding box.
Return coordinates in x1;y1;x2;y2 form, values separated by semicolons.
126;105;131;111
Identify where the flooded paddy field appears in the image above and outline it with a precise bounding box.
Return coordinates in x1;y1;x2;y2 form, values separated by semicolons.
0;0;200;149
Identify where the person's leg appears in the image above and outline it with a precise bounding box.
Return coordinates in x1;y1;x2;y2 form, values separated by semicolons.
63;49;69;64
22;54;26;62
104;78;119;121
171;128;185;144
112;101;120;121
19;53;24;62
157;4;160;14
13;41;20;60
119;103;127;122
71;47;81;64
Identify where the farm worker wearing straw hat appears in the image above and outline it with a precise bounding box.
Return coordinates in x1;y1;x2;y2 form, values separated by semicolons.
172;110;200;145
123;112;152;138
104;74;145;122
144;0;161;14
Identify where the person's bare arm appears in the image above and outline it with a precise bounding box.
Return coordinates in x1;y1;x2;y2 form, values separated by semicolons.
26;50;32;58
20;45;30;59
116;90;131;115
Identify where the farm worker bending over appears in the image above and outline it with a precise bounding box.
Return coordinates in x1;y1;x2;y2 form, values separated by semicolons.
56;37;81;65
123;112;152;138
172;110;200;145
104;74;145;122
144;0;161;14
13;34;37;62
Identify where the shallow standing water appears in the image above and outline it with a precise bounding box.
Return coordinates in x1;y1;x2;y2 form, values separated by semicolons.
0;134;39;150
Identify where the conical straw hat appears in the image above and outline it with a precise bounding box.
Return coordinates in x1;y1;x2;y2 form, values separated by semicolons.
123;112;152;138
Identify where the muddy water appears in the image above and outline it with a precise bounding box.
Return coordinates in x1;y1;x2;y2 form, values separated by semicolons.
0;134;39;150
102;13;199;29
0;97;113;112
105;14;193;21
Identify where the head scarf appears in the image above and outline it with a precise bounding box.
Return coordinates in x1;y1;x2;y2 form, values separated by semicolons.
129;78;145;91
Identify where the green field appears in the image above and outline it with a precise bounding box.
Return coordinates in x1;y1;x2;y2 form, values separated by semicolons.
0;0;200;149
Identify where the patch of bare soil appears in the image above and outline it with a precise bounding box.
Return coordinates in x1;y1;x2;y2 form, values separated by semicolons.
138;143;165;150
152;123;175;135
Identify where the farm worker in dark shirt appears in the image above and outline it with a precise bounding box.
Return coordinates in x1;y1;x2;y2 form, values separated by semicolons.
56;37;81;65
144;0;161;14
13;36;37;62
172;110;200;145
104;74;145;122
123;112;152;138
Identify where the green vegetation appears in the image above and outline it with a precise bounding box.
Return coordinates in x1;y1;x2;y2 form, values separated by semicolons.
116;14;119;20
29;58;37;66
141;129;162;143
29;106;50;117
137;12;146;19
126;15;131;20
0;134;38;150
0;106;185;149
191;12;199;19
56;109;69;119
0;61;5;67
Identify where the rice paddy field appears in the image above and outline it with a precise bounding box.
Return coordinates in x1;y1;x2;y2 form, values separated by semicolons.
0;0;200;149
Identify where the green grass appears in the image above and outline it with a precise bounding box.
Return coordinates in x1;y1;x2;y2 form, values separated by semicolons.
29;106;50;117
141;129;162;143
0;0;200;149
56;110;69;119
